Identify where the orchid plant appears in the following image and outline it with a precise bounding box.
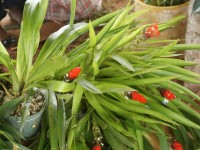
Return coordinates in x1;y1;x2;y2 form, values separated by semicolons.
0;0;200;150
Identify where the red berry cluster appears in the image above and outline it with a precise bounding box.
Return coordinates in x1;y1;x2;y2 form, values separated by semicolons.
130;91;147;104
68;67;81;80
144;23;160;38
162;89;176;100
172;141;183;150
93;144;101;150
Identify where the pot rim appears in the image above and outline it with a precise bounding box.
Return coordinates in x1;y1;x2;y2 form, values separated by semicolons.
8;101;46;121
134;0;189;9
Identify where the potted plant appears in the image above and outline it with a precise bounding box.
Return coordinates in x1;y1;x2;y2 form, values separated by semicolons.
134;0;189;43
0;0;81;143
1;0;200;150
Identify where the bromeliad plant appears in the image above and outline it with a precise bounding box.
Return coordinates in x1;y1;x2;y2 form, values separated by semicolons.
0;0;200;149
144;0;188;6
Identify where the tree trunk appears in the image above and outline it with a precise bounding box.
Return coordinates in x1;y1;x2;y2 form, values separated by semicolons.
184;0;200;95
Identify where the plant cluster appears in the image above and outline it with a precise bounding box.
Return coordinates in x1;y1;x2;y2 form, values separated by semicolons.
144;0;188;6
0;0;200;150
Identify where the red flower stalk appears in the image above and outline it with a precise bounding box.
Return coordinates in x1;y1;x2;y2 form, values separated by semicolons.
68;67;81;80
172;141;183;150
144;23;160;38
130;91;147;104
93;145;101;150
162;89;176;100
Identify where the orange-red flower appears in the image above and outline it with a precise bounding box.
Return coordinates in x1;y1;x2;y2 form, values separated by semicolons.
144;23;160;38
162;89;176;100
130;91;147;104
68;67;81;80
172;141;183;150
93;145;101;150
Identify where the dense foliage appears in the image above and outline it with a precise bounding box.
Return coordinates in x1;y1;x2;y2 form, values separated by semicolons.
0;0;199;150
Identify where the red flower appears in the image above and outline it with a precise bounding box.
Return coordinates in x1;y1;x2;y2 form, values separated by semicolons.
172;141;183;150
68;67;81;80
144;23;160;38
93;145;101;150
130;91;147;104
162;89;176;100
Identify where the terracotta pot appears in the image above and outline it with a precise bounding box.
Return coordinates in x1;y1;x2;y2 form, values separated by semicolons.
134;0;189;42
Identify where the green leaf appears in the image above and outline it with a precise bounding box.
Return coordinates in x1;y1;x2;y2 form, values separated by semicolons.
98;28;128;65
30;81;75;93
158;133;169;150
96;83;133;93
110;5;133;30
77;79;102;94
20;96;32;134
37;109;48;150
106;126;134;148
27;55;68;84
70;0;76;26
58;99;66;150
67;84;84;149
48;91;58;150
0;42;9;55
110;54;135;72
85;92;131;137
0;97;24;120
192;0;200;14
121;75;179;86
88;21;96;48
149;102;200;129
16;0;49;84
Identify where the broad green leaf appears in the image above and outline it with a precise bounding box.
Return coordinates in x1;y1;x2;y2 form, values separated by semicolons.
48;91;58;150
158;133;169;150
67;10;123;57
150;58;196;66
37;109;48;150
149;102;200;129
116;25;146;48
110;54;135;72
136;129;143;150
0;42;9;55
67;84;84;149
103;127;130;150
58;99;66;150
85;91;131;136
70;0;76;26
77;79;101;94
16;0;49;83
96;83;133;93
88;21;96;48
173;44;200;51
0;97;24;120
118;9;149;27
27;55;68;84
172;100;200;120
20;96;32;134
74;108;93;138
97;28;128;65
120;75;179;86
0;123;22;142
0;52;19;93
29;81;75;93
110;5;133;30
97;95;174;126
105;126;134;148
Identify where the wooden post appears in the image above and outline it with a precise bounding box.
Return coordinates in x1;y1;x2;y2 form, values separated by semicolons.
184;0;200;95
